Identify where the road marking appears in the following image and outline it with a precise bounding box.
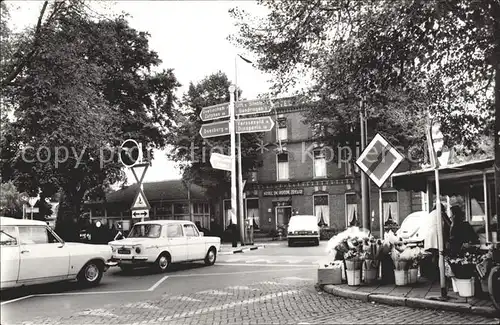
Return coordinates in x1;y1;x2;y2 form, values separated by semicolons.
225;286;260;291
166;295;202;302
216;263;316;267
148;275;169;291
281;277;313;281
257;281;289;285
160;290;298;321
1;277;169;305
0;294;35;305
77;308;117;318
123;302;160;310
196;289;233;296
245;259;268;263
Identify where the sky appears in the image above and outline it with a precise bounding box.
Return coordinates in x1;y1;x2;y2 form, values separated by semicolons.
6;0;276;185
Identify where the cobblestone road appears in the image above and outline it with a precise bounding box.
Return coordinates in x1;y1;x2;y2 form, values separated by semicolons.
11;276;500;325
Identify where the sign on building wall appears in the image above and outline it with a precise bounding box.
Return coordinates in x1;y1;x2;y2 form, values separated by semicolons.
262;189;304;197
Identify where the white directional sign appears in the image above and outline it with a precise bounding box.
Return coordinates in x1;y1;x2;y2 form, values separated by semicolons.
132;209;149;219
355;133;404;188
235;98;273;116
131;188;151;210
236;116;275;134
199;120;230;138
25;207;39;213
200;103;230;121
210;153;232;171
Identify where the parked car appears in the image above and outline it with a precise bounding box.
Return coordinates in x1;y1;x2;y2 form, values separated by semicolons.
0;217;116;290
396;211;429;242
287;215;320;246
108;220;221;272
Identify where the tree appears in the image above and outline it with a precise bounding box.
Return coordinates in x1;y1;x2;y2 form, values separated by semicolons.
229;0;498;162
0;181;23;218
167;71;262;198
1;2;180;231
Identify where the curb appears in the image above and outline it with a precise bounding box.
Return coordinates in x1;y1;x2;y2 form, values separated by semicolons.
321;284;500;318
219;245;265;255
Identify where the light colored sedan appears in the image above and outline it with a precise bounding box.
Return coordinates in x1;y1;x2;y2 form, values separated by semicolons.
0;217;116;290
287;215;320;246
108;220;221;272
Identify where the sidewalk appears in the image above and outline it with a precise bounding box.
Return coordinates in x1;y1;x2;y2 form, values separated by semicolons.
219;242;267;255
320;278;499;318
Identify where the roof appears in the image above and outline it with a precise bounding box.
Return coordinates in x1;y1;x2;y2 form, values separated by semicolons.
86;180;209;208
0;217;47;226
391;158;495;194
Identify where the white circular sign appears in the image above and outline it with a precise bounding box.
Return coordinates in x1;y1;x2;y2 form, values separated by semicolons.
228;85;236;93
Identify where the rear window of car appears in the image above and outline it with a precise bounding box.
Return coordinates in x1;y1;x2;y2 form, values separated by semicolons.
289;216;317;226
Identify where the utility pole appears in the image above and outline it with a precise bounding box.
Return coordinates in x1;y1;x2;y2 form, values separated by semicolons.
228;85;242;246
360;97;370;230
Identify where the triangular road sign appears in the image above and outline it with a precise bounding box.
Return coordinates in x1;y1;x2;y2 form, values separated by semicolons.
131;163;149;184
131;188;151;210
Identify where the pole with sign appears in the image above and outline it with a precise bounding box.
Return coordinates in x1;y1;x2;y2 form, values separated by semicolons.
228;85;241;246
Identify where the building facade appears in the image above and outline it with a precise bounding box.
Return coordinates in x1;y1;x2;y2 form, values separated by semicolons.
85;180;212;232
221;97;421;234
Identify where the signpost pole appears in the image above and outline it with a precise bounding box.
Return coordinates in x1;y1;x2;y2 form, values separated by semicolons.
379;188;384;239
23;204;25;219
360;98;370;230
229;85;241;246
235;88;246;246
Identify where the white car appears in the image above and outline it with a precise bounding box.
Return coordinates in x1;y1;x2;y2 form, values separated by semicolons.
0;217;116;290
108;220;221;272
287;215;320;246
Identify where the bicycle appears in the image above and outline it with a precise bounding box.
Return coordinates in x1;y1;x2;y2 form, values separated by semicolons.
476;243;500;312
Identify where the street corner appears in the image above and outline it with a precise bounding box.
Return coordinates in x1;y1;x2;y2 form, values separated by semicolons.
219;244;266;255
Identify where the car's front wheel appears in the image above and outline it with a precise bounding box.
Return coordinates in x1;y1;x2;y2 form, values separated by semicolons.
154;253;170;273
204;247;217;266
288;239;294;247
78;261;104;287
314;238;320;246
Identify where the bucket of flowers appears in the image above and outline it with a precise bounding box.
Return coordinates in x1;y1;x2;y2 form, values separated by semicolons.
405;246;429;284
361;237;384;284
390;240;412;286
446;252;480;297
344;243;366;286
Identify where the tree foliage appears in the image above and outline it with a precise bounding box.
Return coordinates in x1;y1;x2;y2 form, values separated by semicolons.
1;1;180;224
167;71;262;195
230;0;499;163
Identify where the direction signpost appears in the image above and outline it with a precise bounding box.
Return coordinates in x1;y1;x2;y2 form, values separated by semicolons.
198;92;277;246
235;98;273;116
210;153;232;171
236;116;275;134
132;209;149;219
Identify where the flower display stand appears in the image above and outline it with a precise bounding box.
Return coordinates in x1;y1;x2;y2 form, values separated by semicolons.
345;260;363;286
407;268;418;284
455;277;475;297
317;263;342;285
363;259;379;284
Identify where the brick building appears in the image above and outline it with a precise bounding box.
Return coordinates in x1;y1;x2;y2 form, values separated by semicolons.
221;97;421;234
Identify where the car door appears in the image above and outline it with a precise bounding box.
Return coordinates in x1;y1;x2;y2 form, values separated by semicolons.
17;225;70;284
183;224;205;260
165;223;188;262
0;226;20;289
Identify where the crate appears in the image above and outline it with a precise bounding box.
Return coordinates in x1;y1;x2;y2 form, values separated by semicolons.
317;265;342;285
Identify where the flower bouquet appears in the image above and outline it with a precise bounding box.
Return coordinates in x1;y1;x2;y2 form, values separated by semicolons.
389;239;413;286
446;252;479;279
361;237;385;283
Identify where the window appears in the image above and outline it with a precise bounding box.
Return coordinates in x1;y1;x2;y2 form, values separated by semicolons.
345;193;359;227
0;226;17;246
277;152;289;180
339;146;353;176
166;224;183;238
246;199;260;229
314;195;329;226
128;224;162;238
18;226;59;244
183;224;199;237
277;118;287;141
174;203;189;214
314;150;327;178
382;191;399;223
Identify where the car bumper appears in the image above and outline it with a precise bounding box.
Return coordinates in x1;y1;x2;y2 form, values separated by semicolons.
287;235;319;240
111;256;149;265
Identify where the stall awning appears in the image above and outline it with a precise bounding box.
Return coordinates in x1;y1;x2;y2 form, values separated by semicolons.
391;158;494;194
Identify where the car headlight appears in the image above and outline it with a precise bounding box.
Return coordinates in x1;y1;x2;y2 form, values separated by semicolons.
288;231;293;235
135;246;142;254
313;231;318;235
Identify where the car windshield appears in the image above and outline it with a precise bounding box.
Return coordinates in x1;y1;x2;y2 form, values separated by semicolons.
128;224;162;238
289;215;317;226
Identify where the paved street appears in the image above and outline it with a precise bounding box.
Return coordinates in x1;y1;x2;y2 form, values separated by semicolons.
1;243;498;325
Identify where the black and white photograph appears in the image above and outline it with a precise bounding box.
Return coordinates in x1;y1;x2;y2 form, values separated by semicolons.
1;0;500;324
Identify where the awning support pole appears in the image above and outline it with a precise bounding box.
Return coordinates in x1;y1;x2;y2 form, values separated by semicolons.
484;171;490;242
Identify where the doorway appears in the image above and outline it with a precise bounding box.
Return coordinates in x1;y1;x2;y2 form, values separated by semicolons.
275;206;292;228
